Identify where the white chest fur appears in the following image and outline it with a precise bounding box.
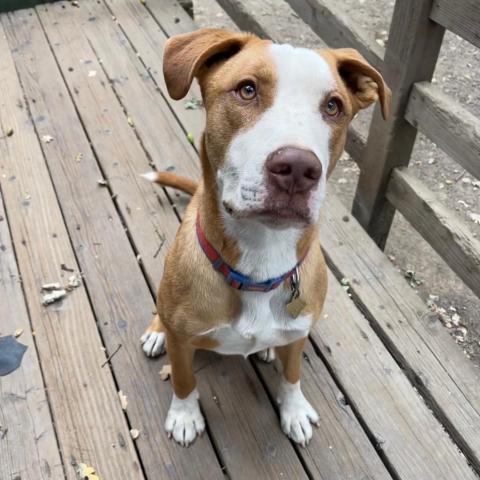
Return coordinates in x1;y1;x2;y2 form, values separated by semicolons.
200;287;311;356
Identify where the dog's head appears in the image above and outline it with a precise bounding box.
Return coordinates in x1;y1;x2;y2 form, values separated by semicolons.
164;29;390;229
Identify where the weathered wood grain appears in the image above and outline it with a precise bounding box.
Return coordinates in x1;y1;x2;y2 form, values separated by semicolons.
405;81;480;180
351;0;445;247
322;191;480;471
387;168;480;298
311;271;478;480
196;352;310;479
8;6;225;478
0;194;64;480
254;344;392;480
0;18;144;480
75;0;201;181
30;0;182;281
145;0;366;162
284;0;384;69
431;0;480;50
102;0;206;146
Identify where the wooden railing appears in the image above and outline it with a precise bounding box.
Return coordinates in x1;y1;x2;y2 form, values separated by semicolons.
217;0;480;300
430;0;480;49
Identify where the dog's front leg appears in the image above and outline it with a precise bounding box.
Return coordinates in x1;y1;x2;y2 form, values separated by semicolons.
165;331;205;447
275;338;320;447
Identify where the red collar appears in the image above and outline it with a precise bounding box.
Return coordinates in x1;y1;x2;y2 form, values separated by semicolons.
196;214;306;292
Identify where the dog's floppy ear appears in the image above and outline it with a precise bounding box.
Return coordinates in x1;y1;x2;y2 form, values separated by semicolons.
163;28;253;100
328;48;391;119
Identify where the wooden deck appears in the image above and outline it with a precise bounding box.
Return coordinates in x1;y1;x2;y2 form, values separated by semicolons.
0;1;479;479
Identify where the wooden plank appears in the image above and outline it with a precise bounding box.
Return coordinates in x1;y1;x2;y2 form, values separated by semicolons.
431;0;480;49
405;81;480;180
102;0;206;146
311;271;478;480
75;0;201;181
0;194;64;480
31;10;179;289
387;168;480;298
10;6;224;478
351;0;445;248
321;191;480;471
254;344;392;480
284;0;384;70
0;19;144;480
72;2;312;476
144;0;366;162
196;353;310;480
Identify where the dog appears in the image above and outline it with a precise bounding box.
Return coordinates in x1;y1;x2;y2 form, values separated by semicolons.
140;28;390;447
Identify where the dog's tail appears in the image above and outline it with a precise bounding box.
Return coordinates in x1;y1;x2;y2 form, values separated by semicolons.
141;171;198;196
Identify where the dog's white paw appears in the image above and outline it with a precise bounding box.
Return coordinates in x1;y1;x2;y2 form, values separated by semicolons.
277;380;319;447
140;331;165;357
165;389;205;447
257;347;276;363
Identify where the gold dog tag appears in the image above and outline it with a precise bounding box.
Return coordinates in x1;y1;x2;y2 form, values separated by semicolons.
286;296;307;318
286;267;306;318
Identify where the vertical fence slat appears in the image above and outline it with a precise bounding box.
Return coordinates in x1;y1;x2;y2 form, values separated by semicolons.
351;0;444;248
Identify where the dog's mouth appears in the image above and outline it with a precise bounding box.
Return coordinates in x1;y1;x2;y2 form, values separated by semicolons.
223;199;311;227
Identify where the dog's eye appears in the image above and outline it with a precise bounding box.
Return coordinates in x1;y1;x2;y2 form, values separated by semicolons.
237;81;257;101
324;98;342;117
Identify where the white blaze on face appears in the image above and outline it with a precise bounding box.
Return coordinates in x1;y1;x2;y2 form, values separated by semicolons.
218;43;336;224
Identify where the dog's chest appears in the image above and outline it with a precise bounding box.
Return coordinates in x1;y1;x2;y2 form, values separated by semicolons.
201;289;311;356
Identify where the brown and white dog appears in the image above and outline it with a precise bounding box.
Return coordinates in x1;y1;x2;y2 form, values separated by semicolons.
141;28;390;447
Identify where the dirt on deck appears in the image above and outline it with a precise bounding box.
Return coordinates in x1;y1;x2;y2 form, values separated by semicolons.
192;0;480;366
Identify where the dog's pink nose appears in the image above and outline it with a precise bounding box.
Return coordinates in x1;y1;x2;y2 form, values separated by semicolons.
266;147;322;194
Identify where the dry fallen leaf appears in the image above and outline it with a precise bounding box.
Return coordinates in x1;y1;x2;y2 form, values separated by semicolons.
184;98;202;110
42;289;67;306
42;282;62;291
159;364;172;381
469;212;480;225
75;462;99;480
130;428;140;440
67;274;82;289
14;328;23;338
118;390;128;411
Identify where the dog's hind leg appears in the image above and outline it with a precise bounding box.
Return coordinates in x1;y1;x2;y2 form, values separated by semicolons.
140;314;166;357
275;338;320;447
257;347;276;363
